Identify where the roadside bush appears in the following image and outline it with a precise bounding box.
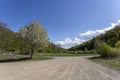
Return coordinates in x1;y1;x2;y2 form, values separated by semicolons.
97;42;119;58
112;48;120;57
115;41;120;48
89;50;97;54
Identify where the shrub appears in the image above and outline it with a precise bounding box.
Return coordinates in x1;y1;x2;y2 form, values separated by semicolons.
89;50;97;54
113;48;120;56
115;41;120;48
97;42;119;58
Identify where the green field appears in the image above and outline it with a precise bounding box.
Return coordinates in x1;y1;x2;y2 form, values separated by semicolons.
32;53;96;60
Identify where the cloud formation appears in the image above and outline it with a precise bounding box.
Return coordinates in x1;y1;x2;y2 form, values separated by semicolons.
55;20;120;49
80;21;120;37
55;37;85;49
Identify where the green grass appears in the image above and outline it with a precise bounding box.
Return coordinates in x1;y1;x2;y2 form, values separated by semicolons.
41;53;96;57
0;53;97;62
90;56;120;71
32;53;53;60
0;53;52;62
0;54;28;60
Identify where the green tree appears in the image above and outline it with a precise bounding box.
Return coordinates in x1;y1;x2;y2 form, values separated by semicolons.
0;22;18;52
44;42;66;53
19;21;49;59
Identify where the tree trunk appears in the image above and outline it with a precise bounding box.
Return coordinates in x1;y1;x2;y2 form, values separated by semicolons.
30;44;34;59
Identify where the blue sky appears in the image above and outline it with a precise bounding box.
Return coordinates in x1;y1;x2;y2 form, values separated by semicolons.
0;0;120;48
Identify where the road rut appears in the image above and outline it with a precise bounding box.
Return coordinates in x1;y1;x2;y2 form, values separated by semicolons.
0;57;120;80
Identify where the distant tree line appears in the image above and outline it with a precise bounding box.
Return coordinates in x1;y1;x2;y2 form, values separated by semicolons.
0;20;66;59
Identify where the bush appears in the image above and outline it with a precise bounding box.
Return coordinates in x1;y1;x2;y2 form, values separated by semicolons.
115;41;120;48
97;42;119;58
112;48;120;57
89;50;97;54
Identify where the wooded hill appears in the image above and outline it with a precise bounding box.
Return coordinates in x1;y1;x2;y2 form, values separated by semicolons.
69;25;120;51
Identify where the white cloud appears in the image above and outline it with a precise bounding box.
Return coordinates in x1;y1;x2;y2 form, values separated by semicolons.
80;20;120;37
54;20;120;49
55;37;85;49
80;31;96;37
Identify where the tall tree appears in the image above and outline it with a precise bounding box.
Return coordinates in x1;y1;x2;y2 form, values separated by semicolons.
0;21;17;52
19;21;49;59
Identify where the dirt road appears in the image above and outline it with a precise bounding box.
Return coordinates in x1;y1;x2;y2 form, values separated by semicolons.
0;57;120;80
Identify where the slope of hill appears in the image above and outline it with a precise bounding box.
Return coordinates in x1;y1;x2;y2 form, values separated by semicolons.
69;25;120;51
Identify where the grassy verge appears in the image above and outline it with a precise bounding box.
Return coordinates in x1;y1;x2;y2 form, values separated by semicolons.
41;53;96;57
32;53;53;60
0;53;52;62
0;54;30;62
0;53;97;62
90;56;120;71
0;54;28;60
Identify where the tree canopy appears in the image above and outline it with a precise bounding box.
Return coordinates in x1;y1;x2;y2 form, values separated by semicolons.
19;21;49;59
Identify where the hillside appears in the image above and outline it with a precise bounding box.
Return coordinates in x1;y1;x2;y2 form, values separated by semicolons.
69;25;120;51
